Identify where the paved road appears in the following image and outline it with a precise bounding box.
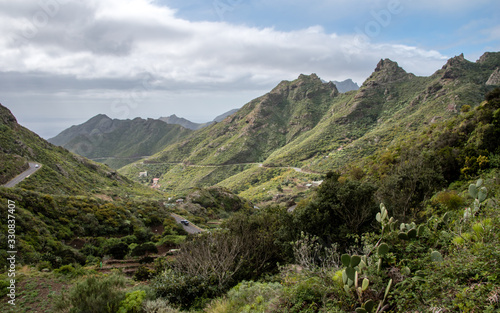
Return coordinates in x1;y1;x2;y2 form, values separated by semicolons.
3;162;42;187
170;213;204;234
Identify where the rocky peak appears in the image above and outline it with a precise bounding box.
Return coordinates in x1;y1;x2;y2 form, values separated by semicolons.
375;59;399;72
271;73;338;97
477;52;497;64
486;68;500;86
362;59;409;86
476;52;500;71
442;53;465;70
440;53;473;80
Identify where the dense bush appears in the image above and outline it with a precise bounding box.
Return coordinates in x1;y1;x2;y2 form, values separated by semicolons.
103;239;130;260
142;299;181;313
152;269;214;309
118;290;147;313
131;242;158;257
55;273;127;313
291;172;378;248
205;281;283;313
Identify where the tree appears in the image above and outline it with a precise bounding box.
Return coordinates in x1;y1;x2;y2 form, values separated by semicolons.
131;242;158;256
291;172;378;248
103;239;129;260
173;231;248;289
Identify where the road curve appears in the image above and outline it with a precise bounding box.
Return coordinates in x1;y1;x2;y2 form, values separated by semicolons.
3;162;42;187
170;213;204;234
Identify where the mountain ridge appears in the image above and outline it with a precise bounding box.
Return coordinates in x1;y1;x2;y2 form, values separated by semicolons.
159;108;239;130
119;52;500;200
49;116;193;169
332;78;359;92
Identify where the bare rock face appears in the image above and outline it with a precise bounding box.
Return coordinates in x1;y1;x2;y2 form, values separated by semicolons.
486;68;500;86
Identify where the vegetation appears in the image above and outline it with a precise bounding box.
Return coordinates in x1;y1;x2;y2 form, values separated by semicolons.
2;55;500;312
120;52;500;204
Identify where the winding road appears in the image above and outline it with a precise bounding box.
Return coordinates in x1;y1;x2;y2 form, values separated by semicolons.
3;162;42;187
170;213;204;234
140;161;323;175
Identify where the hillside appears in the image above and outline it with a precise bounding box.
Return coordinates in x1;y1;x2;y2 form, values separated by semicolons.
48;115;192;169
121;52;500;202
0;103;160;198
265;53;500;172
120;73;339;196
2;87;500;313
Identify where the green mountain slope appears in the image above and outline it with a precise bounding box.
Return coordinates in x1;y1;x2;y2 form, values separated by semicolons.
146;73;338;165
48;115;192;169
121;52;500;201
267;53;500;171
0;103;160;197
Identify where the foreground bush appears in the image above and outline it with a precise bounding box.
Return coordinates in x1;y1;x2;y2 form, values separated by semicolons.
205;281;283;313
142;298;181;313
55;273;127;313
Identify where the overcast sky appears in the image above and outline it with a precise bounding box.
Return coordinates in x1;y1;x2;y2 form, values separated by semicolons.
1;0;499;138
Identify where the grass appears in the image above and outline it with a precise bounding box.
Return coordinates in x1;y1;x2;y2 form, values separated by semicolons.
1;266;71;313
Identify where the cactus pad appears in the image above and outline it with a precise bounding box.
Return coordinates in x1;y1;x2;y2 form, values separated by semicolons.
378;243;389;256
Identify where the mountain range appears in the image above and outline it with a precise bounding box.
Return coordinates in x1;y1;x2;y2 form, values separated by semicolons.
48;115;192;169
48;109;239;168
2;51;500;313
11;51;500;203
117;52;500;201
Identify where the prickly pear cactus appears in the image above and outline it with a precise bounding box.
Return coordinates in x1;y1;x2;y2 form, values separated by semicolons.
430;250;444;262
398;222;424;241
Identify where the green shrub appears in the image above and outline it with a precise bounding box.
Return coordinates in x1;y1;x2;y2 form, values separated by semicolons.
142;299;181;313
134;266;155;281
54;264;76;276
284;276;325;312
118;290;146;313
103;240;130;260
0;279;10;298
151;269;215;309
37;260;53;271
431;190;465;213
55;273;127;313
131;242;158;257
221;281;283;312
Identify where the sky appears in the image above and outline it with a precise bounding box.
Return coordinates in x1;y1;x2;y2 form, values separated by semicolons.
0;0;499;138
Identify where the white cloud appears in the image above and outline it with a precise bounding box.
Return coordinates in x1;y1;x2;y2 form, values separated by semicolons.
0;0;448;85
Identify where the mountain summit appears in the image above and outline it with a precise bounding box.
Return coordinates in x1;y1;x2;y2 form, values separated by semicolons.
143;73;339;166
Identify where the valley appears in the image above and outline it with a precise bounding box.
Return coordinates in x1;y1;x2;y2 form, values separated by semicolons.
1;52;500;312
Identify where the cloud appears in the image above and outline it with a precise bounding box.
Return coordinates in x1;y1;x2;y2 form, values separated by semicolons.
0;0;470;138
0;0;448;85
